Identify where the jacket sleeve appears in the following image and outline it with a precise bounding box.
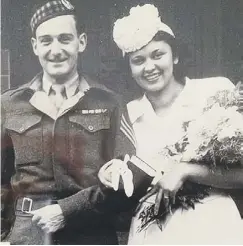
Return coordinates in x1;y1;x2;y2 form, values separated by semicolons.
58;96;138;223
1;105;15;239
110;94;137;159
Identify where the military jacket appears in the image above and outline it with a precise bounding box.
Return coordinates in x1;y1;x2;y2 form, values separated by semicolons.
1;73;136;228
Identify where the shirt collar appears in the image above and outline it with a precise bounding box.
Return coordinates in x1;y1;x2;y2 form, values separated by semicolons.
42;73;81;98
78;76;90;95
30;72;90;98
128;94;154;124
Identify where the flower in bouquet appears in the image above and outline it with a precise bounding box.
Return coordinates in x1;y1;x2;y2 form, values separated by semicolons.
182;90;243;166
171;88;243;211
136;86;243;232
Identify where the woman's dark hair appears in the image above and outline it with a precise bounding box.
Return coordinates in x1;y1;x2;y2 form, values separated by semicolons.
121;30;189;101
153;31;187;83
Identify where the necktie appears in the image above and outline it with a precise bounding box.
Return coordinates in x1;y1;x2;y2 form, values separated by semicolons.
50;84;66;110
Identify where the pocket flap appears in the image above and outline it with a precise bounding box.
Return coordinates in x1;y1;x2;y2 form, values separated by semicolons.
69;114;110;132
5;114;42;134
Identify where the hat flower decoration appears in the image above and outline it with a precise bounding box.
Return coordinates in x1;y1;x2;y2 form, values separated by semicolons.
113;4;175;55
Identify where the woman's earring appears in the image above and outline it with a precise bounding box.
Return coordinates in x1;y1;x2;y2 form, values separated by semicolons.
174;57;179;65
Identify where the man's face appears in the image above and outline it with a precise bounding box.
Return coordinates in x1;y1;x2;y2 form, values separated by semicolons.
31;15;87;81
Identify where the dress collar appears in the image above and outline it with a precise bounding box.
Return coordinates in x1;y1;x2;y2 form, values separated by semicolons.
128;77;191;124
127;94;155;124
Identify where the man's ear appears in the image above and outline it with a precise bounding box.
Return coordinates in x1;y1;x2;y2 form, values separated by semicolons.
31;37;38;56
78;33;87;53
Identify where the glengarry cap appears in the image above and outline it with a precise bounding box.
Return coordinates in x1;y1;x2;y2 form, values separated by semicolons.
30;0;75;35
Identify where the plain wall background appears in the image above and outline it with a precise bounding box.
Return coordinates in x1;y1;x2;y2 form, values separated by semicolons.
2;0;243;99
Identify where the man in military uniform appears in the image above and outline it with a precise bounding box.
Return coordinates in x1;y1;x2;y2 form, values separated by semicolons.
1;0;136;244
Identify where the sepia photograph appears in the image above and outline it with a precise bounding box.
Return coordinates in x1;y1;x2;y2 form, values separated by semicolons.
1;0;243;244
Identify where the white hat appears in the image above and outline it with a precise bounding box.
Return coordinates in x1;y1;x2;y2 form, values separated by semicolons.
113;4;175;56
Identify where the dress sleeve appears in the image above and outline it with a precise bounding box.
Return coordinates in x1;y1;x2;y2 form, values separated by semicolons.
202;77;235;97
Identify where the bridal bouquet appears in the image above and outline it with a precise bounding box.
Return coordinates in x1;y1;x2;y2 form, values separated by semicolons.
175;88;243;166
137;87;243;232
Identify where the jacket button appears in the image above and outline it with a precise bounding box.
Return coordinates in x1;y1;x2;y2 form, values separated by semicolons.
88;125;94;131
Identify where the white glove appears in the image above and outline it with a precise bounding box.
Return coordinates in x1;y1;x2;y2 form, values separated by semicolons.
98;155;134;197
121;154;134;197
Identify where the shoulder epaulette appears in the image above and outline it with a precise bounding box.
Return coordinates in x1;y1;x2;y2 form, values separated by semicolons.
85;87;118;102
2;72;43;97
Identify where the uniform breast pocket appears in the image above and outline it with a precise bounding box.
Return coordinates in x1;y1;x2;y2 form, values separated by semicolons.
5;114;43;165
68;113;111;169
69;114;111;134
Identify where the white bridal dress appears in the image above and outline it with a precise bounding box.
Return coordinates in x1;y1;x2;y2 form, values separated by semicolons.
126;77;243;245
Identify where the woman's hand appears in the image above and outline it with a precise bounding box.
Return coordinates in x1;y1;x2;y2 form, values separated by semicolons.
98;155;134;197
139;162;190;215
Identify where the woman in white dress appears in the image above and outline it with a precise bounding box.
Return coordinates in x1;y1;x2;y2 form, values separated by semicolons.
99;4;243;245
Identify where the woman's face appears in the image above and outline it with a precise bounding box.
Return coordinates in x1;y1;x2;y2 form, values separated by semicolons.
129;40;178;93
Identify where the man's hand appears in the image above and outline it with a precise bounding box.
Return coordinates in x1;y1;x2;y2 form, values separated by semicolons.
31;204;65;233
139;162;190;215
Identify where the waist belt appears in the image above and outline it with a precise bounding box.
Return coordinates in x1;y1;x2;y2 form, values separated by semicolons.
15;196;58;216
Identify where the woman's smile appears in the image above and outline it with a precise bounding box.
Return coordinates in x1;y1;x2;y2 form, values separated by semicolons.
144;72;162;82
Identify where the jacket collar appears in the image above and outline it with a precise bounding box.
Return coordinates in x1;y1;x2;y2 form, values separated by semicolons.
29;72;90;94
19;72;109;95
27;72;108;120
